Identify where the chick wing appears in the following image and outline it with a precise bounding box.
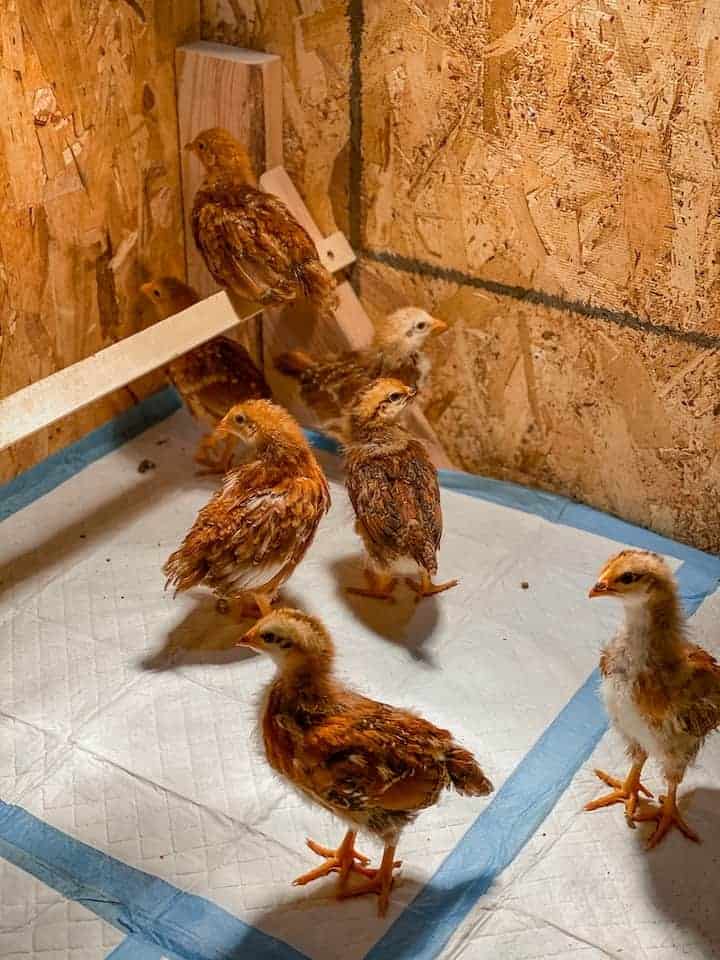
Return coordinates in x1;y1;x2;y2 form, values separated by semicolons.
164;460;329;596
346;441;442;573
192;182;326;305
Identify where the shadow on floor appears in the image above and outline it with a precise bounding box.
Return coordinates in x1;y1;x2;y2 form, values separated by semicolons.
643;785;720;954
330;554;440;665
141;593;257;670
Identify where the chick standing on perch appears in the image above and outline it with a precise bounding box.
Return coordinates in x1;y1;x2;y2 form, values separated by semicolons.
164;400;330;619
186;128;338;321
344;378;458;601
140;276;270;472
274;307;447;437
235;608;493;916
586;548;720;848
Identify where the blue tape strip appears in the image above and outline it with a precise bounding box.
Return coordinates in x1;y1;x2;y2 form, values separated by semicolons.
2;391;720;960
368;559;719;960
0;387;182;523
107;935;184;959
0;804;310;960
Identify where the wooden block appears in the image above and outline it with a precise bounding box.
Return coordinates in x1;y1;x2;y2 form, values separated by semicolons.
176;42;283;298
0;293;259;454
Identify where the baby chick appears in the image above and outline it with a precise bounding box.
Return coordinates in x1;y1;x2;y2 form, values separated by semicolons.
344;378;457;601
274;307;447;435
586;549;720;847
140;276;271;471
186;128;337;321
163;401;330;618
236;608;492;915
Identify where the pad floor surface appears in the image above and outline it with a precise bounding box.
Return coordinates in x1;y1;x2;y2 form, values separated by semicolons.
1;404;719;959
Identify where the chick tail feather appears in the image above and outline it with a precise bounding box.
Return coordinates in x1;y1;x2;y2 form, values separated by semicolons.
407;520;438;576
299;260;339;321
446;746;494;797
274;349;315;378
162;545;207;594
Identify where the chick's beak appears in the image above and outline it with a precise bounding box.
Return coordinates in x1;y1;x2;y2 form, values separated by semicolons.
235;628;259;649
140;281;154;297
215;412;235;436
588;580;612;599
431;317;448;335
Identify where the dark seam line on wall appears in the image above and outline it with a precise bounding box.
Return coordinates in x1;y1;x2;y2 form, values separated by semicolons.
348;0;364;263
363;248;720;350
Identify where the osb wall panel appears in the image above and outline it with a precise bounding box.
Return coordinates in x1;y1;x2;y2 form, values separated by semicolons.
0;0;198;482
203;0;720;552
358;0;720;551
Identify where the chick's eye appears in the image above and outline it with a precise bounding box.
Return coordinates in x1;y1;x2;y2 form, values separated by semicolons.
618;572;638;585
198;141;206;150
260;632;277;644
416;321;427;331
153;290;161;298
388;392;403;402
234;414;246;425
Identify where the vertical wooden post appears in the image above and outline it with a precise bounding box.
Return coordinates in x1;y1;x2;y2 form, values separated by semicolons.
175;42;283;299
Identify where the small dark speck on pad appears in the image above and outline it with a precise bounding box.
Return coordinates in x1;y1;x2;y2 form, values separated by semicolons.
521;581;529;589
106;558;111;563
138;459;156;474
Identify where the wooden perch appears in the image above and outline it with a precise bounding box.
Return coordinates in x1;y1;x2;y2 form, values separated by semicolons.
0;293;249;455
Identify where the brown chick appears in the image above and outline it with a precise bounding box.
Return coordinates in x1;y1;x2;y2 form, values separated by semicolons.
236;608;493;915
586;548;720;848
274;307;447;436
186;129;337;321
343;378;457;601
140;276;271;472
163;401;330;618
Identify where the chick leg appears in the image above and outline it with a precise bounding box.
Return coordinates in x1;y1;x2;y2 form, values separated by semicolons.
633;779;700;848
218;593;274;620
585;759;653;823
292;830;376;888
338;843;400;917
347;569;397;602
194;432;234;474
406;570;459;598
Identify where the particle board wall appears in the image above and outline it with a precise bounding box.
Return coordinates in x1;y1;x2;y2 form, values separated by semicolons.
0;0;198;482
202;0;720;552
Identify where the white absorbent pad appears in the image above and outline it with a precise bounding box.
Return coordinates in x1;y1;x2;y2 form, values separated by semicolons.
1;389;719;960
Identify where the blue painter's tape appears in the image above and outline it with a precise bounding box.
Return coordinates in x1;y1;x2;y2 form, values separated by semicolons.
107;935;184;959
0;386;182;523
0;803;310;960
368;559;719;960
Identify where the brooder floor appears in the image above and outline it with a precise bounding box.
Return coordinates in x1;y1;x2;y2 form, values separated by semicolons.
1;395;719;960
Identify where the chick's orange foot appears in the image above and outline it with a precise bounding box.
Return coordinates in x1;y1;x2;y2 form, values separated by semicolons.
346;571;397;602
338;844;400;917
585;766;653;822
292;832;376;889
405;572;458;598
634;791;700;849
